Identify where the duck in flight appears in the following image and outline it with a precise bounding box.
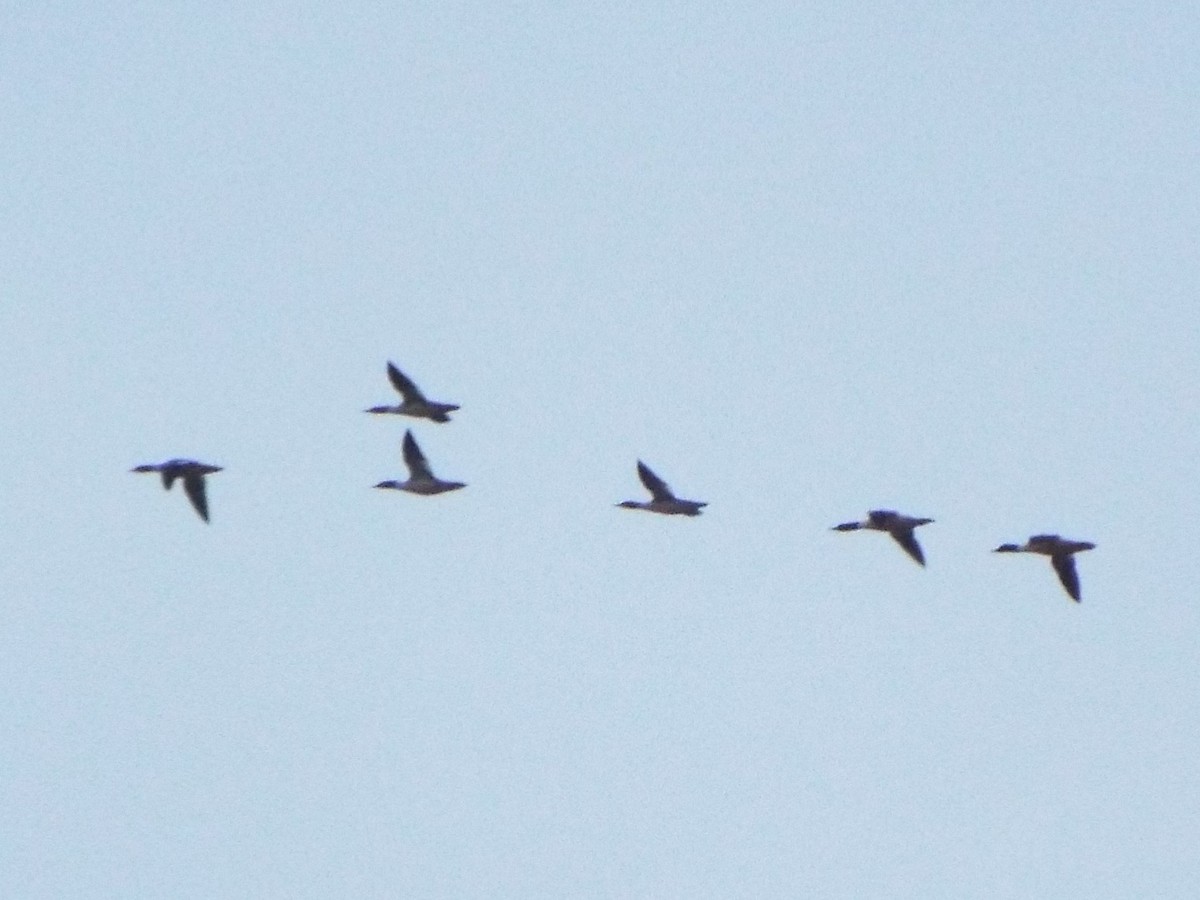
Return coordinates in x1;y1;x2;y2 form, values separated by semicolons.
993;534;1095;602
374;430;466;495
364;361;459;423
832;509;934;566
617;460;707;516
131;459;223;522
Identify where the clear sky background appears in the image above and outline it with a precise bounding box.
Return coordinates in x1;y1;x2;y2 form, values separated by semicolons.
3;3;1199;897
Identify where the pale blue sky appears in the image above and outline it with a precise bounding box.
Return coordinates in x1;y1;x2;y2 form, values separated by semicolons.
3;3;1199;897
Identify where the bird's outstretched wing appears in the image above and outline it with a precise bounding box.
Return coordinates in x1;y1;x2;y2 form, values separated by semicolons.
636;461;675;502
402;431;435;481
1051;554;1082;602
889;529;926;566
182;474;210;522
387;363;426;403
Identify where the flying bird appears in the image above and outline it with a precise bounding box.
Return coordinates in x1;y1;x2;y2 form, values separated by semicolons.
131;459;223;522
364;361;459;423
374;430;466;495
832;509;934;566
617;460;707;516
993;534;1096;602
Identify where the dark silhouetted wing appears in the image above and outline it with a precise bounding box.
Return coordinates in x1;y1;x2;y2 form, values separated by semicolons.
402;430;435;480
1051;554;1082;602
182;474;210;522
636;460;675;502
890;529;926;566
387;363;426;403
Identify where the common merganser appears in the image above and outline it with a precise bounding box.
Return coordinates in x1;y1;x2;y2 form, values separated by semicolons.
374;430;466;495
617;460;707;516
364;362;459;423
993;534;1095;602
832;509;934;566
131;459;223;523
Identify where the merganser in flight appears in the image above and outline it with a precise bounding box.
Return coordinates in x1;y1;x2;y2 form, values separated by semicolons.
832;509;934;566
374;430;466;495
364;362;459;423
993;534;1095;602
131;459;223;522
617;460;707;516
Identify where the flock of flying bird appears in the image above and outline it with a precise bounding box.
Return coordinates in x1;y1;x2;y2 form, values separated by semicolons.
131;361;1098;603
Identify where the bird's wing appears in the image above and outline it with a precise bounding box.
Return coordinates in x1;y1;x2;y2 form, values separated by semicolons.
1051;554;1082;602
636;461;675;501
402;431;435;480
890;529;926;566
387;363;425;403
182;474;210;522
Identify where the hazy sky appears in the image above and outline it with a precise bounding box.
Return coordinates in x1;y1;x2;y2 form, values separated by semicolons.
4;3;1199;897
